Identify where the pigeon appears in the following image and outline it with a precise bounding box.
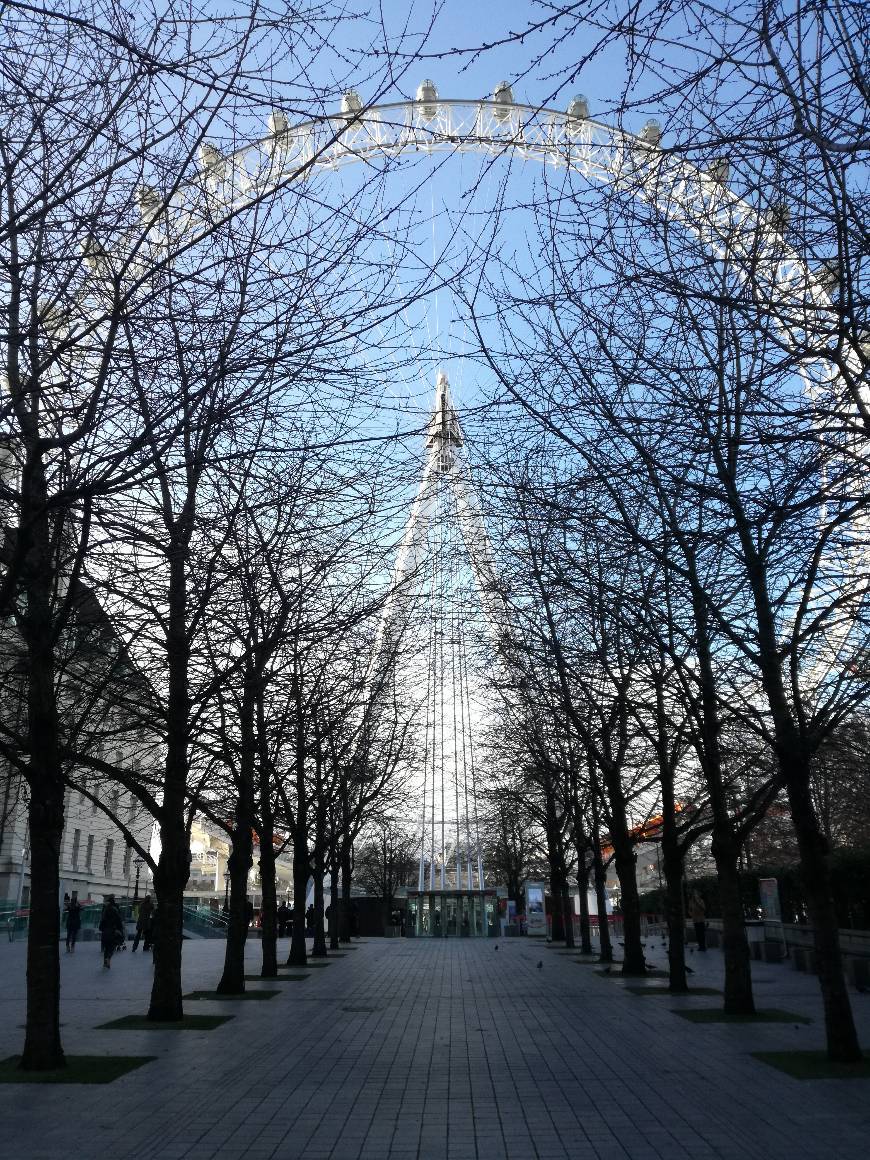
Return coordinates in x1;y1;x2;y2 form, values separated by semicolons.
536;961;543;969
494;945;499;951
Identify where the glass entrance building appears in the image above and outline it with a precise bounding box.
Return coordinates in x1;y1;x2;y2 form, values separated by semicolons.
405;889;498;938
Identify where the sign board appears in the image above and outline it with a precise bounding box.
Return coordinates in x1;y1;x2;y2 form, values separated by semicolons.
524;880;547;937
759;878;781;922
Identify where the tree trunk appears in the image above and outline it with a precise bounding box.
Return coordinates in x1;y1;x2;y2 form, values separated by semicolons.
329;847;340;950
340;840;353;942
218;675;257;994
545;820;566;942
577;859;592;954
287;843;309;967
562;884;575;948
611;837;645;975
18;455;65;1069
590;806;613;963
258;834;278;978
216;829;253;994
149;827;188;1021
311;864;328;956
286;670;308;968
713;835;755;1016
785;758;861;1062
661;842;687;994
256;684;278;978
21;783;65;1070
148;545;191;1022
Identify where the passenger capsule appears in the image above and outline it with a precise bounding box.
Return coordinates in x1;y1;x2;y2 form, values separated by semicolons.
492;80;514;123
566;94;589;122
639;118;663;147
341;90;362;119
268;109;288;137
416;79;439;120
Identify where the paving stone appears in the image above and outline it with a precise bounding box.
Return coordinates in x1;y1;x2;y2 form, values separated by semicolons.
0;937;869;1159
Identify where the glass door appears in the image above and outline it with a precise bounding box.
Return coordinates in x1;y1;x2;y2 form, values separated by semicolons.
445;895;457;936
431;896;443;937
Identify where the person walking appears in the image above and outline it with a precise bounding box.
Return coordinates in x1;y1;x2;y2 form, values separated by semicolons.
131;894;154;952
99;895;125;968
689;890;707;952
277;901;289;939
65;892;82;953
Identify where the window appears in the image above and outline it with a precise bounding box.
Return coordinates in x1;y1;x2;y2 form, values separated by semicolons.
122;845;132;877
71;828;81;869
103;839;114;877
85;835;94;871
110;788;120;815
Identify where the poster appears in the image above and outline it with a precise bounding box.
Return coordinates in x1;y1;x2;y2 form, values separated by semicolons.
525;880;547;937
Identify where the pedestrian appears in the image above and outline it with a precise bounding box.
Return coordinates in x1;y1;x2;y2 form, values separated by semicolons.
132;894;154;952
65;891;82;953
277;901;289;938
99;894;125;969
305;904;314;935
689;890;707;952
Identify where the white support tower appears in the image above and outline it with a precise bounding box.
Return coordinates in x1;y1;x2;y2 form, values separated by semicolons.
374;372;505;898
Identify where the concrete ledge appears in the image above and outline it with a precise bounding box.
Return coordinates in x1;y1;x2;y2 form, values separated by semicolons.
792;946;817;973
844;956;870;990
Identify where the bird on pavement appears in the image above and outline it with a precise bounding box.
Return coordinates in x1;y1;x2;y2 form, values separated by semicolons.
494;945;498;951
536;961;543;969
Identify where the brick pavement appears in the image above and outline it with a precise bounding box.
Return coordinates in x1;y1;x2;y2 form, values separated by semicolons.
0;935;868;1159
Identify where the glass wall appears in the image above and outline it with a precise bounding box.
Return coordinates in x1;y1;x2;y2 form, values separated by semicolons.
406;890;498;937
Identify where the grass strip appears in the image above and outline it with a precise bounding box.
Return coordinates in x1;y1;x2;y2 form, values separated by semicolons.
98;1015;232;1030
595;968;666;979
624;985;722;997
751;1051;870;1079
183;990;280;1001
674;1008;812;1024
0;1055;155;1083
246;973;309;982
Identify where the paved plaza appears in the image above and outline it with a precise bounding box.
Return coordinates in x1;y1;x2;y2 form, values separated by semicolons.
0;935;868;1160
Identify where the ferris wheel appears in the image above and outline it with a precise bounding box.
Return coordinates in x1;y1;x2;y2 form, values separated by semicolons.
74;78;865;903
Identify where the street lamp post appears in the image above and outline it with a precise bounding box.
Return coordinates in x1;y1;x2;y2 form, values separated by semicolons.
15;844;28;912
132;858;143;902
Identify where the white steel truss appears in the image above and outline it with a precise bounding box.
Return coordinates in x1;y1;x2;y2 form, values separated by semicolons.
374;372;503;893
88;94;860;403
